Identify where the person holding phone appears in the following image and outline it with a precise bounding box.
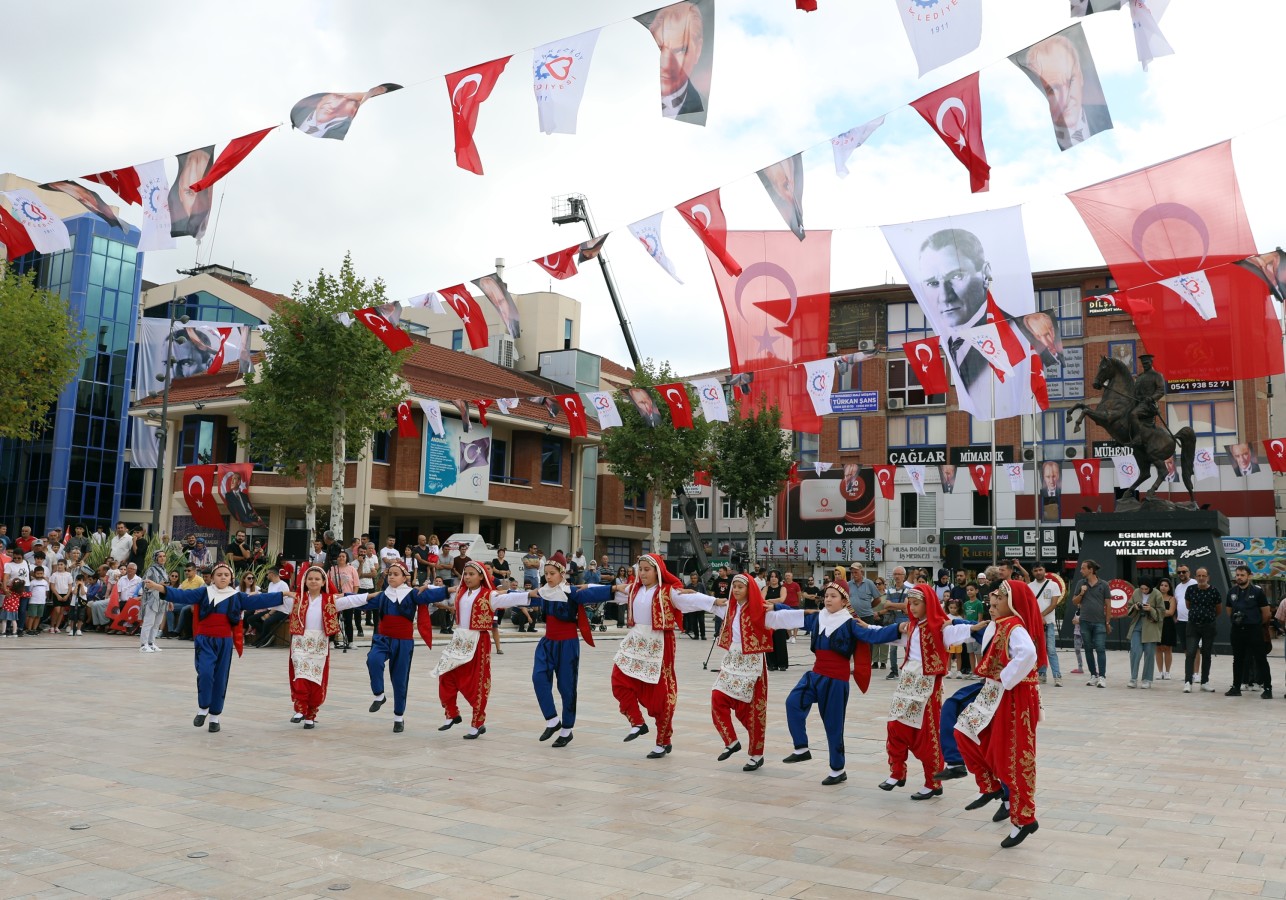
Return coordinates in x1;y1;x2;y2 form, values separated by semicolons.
1126;580;1163;688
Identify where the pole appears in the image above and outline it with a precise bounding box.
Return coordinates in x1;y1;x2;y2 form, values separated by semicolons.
149;291;187;538
990;376;998;565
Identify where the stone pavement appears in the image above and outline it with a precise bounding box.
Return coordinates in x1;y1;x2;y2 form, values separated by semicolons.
2;629;1283;899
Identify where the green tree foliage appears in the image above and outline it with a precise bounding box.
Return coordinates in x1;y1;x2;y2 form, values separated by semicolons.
708;399;792;566
0;267;85;439
598;360;712;550
241;254;408;540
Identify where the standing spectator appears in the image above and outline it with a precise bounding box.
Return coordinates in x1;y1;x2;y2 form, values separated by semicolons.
1173;565;1198;676
320;531;342;568
609;565;632;629
1225;565;1271;698
65;526;90;559
225;530;252;572
763;570;788;671
949;571;970;605
711;564;731;636
521;544;544;589
47;559;72;633
330;550;361;646
355;545;381;643
1182;567;1222;693
0;524;9;551
116;562;143;613
451;546;471;588
25;566;49;635
782;571;802;642
2;578;25;635
187;538;212;571
412;535;432;586
109;522;133;568
1155;577;1177;680
308;539;326;566
963;581;987;673
379;536;401;572
1072;559;1110;688
569;548;587;584
66;548;92;580
1125;580;1162;688
4;549;32;632
880;566;912;678
66;572;88;636
847;566;880;623
934;569;952;603
13;525;35;555
90;525;108;547
684;571;707;640
1030;564;1063;686
139;550;169;653
490;548;512;584
130;526;147;564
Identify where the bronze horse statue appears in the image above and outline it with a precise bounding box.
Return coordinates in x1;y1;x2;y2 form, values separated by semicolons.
1067;355;1197;504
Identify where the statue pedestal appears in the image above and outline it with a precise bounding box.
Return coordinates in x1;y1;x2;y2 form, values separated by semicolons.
1074;509;1230;595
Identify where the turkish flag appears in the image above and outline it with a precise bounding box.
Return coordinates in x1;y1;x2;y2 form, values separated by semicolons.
705;231;831;433
182;464;225;529
354;307;413;353
693;469;712;486
787;461;801;486
969;463;992;496
557;394;589;438
396;401;418;439
1074;459;1101;497
797;0;818;9
1030;353;1050;411
82;166;142;205
440;284;489;350
873;465;896;500
445;56;511;175
1067;141;1282;381
656;382;694;428
676;188;742;277
910;72;990;193
903;336;948;394
0;205;35;259
189;126;276;193
475;398;494;427
533;245;579;280
206;326;248;375
1263;438;1286;473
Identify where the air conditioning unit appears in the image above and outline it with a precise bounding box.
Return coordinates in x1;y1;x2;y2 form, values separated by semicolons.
826;342;837;354
495;336;516;368
858;339;876;352
926;533;938;544
888;398;904;410
1021;448;1036;462
1065;446;1085;459
911;529;939;544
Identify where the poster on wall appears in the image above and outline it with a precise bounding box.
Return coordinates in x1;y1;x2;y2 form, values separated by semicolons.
421;416;492;501
784;466;875;539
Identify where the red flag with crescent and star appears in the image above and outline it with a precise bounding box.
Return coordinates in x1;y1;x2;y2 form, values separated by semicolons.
1263;438;1286;474
1067;141;1282;381
474;398;495;427
396;401;418;439
969;463;992;497
82;166;142;205
0;205;36;259
676;188;742;277
655;382;694;428
873;465;896;500
1030;352;1050;411
533;245;579;280
439;284;490;350
902;335;948;395
910;72;990;193
556;394;589;437
354;307;413;354
445;56;511;175
1074;458;1101;497
182;464;225;529
704;231;832;433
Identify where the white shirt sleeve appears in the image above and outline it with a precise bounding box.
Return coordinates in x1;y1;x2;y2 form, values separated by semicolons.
263;596;294;614
1000;625;1037;690
767;609;807;630
336;593;372;612
672;591;716;614
492;590;534;610
942;623;976;646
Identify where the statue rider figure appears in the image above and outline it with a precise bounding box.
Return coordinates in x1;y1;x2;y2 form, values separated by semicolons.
1131;354;1166;446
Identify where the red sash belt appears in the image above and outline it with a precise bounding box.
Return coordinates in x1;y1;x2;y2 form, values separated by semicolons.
813;649;850;680
378;616;414;640
194;612;232;639
545;616;579;641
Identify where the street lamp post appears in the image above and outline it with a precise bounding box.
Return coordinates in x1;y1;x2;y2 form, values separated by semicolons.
149;298;188;538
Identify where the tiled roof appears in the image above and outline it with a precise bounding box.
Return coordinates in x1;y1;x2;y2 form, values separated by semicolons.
209;274;289;311
598;357;636;382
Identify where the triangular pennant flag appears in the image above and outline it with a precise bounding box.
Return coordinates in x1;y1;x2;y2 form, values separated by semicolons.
396;400;418;439
801;358;835;416
533;396;560;419
787;461;801;486
959;322;1018;376
578;233;608;263
290;83;402;140
406;291;449;314
585;391;622;428
0;205;36;259
169;146;215;239
656;382;694;428
905;464;926;496
1010;25;1113;152
910;73;990;193
39;181;124;231
533;245;580;280
1263;438;1286;474
440;284;490;350
418;400;446;438
82;166;142;206
895;0;982;76
134;160;176;252
1005;463;1025;492
903;336;948;395
693;469;712;486
1113;454;1140;490
1;190;70;254
532;29;601;135
453;398;472;433
557;394;589;438
874;465;896;500
1130;0;1173;70
1031;353;1051;411
814;461;833;477
1074;458;1101;495
969;463;992;496
797;0;818;10
756;153;805;240
475;398;494;427
690;377;728;422
189;126;277;192
676;188;741;276
471;273;522;339
832;116;885;178
181;464;225;529
636;1;715;126
354;307;413;353
1193;447;1219;482
1159;270;1217;321
629;212;683;283
495;397;520;415
446;56;511;175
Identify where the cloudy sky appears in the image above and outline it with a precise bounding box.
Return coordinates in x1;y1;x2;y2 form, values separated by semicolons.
4;1;1278;374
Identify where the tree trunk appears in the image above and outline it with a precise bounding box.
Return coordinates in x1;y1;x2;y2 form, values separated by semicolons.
650;488;662;555
304;462;317;544
745;505;757;570
330;411;346;540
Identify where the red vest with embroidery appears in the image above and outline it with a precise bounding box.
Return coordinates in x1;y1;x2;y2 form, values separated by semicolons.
914;622;948;676
626;584;681;631
976;616;1035;684
463;588;494;631
717;599;774;654
289;593;340;637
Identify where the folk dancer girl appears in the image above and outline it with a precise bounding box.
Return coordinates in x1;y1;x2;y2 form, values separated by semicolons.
433;561;532;738
524;560;611;747
144;562;287;732
953;578;1045;848
775;581;900;785
610;553;718;759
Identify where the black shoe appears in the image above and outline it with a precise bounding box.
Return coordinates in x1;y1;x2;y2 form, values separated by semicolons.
911;787;943;800
463;727;487;740
933;764;968;781
965;790;1004;811
393;721;404;733
623;723;650;742
878;778;906;791
369;697;387;713
821;773;847;786
743;758;764;772
291;714;304;724
646;745;671;759
539;723;561;741
993;802;1011;823
208;722;220;733
782;751;812;764
886;670;898;679
1263;688;1274;699
438;715;462;731
1000;821;1039;849
552;733;574;748
356;628;364;637
303;722;315;730
1225;688;1242;697
718;741;742;761
193;714;206;727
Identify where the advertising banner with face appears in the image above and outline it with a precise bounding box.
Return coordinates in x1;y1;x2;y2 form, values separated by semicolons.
1011;24;1112;152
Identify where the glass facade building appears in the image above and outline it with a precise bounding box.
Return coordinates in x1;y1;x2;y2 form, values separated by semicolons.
0;214;142;531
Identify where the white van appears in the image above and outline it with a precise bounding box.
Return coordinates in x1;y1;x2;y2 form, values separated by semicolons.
441;533;494;565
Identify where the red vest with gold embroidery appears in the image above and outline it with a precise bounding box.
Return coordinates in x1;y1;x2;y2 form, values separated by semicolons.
717;599;774;654
626;584;681;631
914;622;948;676
289;593;340;637
976;616;1036;684
463;588;494;631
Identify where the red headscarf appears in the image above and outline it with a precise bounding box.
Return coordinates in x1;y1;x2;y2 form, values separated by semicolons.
718;573;773;653
1004;578;1048;670
628;553;684;630
904;585;950;676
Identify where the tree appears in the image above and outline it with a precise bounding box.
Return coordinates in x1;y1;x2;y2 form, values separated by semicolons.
707;399;792;568
242;254;407;541
0;267;85;439
598;360;713;552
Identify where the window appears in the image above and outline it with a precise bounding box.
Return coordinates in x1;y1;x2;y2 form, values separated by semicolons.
451;330;463;351
838;418;862;451
604;538;633;568
178;417;216;465
144;290;259;326
886;301;933;352
1037;287;1084;339
564;318;574;350
540;438;563;484
887;358;946;408
1168;400;1236;453
970;419;993;444
721;495;745;519
1043;346;1085;402
372;430;390;464
900;493;919;528
671;497;710;520
489;438;509;482
972;492;992;526
794;432;819;466
888;414;946;448
623;491;647;510
836;359;864;392
1022;410;1080;459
